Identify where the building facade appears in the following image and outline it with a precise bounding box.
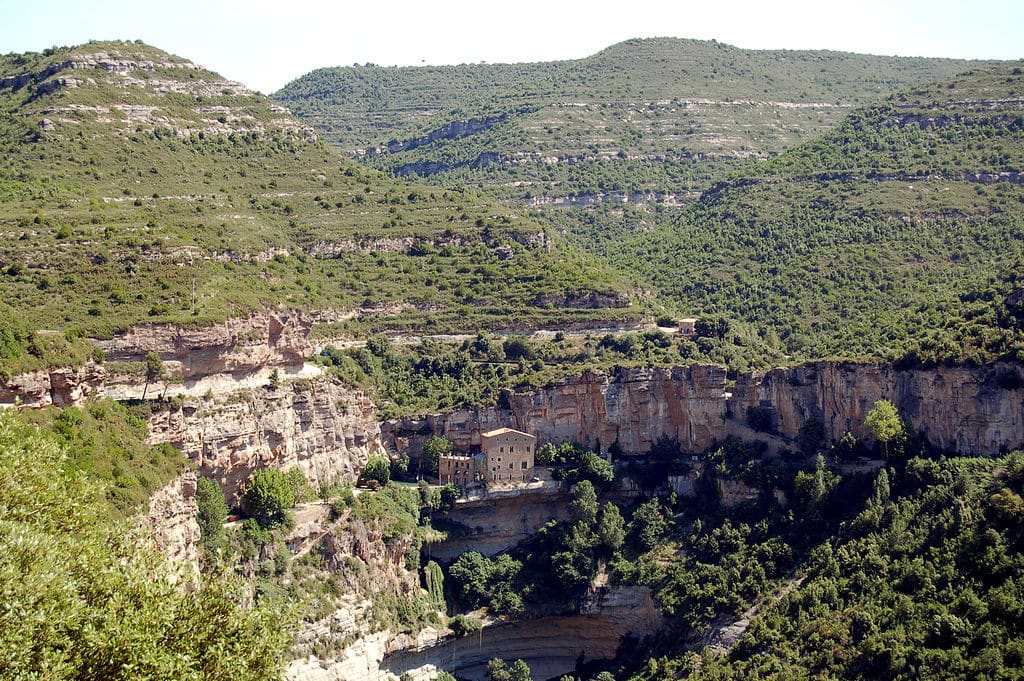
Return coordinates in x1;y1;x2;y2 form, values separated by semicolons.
438;454;475;488
481;427;536;482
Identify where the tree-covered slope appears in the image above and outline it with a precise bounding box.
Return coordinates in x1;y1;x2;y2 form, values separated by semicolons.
0;410;290;679
634;453;1024;681
615;62;1024;365
274;38;987;203
0;41;637;374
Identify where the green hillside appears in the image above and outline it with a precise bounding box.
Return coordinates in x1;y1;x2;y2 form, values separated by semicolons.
274;38;986;204
616;62;1024;365
0;41;637;374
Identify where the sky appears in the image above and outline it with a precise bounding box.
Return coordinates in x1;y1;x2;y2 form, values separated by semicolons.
2;0;1022;94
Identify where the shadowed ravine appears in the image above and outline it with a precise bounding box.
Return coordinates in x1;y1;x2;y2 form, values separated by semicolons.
381;586;662;681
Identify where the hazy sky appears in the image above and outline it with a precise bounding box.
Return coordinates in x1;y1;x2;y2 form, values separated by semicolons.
3;0;1022;93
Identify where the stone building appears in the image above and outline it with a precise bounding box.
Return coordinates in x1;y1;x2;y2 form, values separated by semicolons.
678;317;698;336
438;454;475;488
481;427;536;482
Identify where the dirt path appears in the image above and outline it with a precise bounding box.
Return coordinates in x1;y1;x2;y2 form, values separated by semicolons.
704;575;805;655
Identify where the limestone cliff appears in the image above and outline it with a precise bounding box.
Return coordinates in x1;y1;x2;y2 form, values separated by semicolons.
0;361;105;408
94;310;314;385
286;503;442;681
377;585;662;681
142;471;200;567
732;361;1024;455
384;364;729;457
386;361;1024;458
147;375;382;503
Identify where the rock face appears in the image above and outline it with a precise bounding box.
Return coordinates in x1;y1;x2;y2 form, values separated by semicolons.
147;375;382;503
379;586;662;681
386;361;1024;459
287;505;434;681
384;365;729;458
428;483;572;561
0;361;106;408
731;361;1024;455
94;311;314;383
143;471;200;566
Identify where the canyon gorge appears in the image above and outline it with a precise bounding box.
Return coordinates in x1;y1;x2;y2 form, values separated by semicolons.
2;314;1023;680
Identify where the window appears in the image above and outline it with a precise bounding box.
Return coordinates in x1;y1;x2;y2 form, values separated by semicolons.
521;460;528;469
509;463;513;470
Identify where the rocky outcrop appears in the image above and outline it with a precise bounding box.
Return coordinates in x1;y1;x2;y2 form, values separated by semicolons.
147;375;382;503
427;483;571;561
370;114;511;156
287;505;437;681
0;361;106;408
731;361;1024;455
94;311;314;382
384;365;729;457
143;471;200;566
388;361;1024;460
379;586;661;681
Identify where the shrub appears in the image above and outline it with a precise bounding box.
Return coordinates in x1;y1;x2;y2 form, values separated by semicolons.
362;456;392;486
242;468;296;527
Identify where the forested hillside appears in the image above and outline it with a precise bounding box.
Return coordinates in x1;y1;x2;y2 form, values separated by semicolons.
0;41;636;376
615;62;1024;365
275;38;982;204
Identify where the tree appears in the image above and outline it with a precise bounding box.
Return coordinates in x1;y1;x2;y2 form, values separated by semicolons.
629;498;667;551
865;399;903;458
196;476;228;563
242;468;296;527
420;436;451;478
597;502;625;554
573;452;614;486
569;480;599;525
487;658;532;681
362;456;392;486
797;418;826;456
0;412;290;679
142;351;164;399
438;483;460;511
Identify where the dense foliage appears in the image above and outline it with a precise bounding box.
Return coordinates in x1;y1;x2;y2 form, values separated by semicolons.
638;453;1024;680
614;63;1024;366
0;411;290;680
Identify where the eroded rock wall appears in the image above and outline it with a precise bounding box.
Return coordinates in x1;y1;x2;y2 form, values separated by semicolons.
0;361;106;408
379;586;661;681
385;364;729;457
94;310;314;382
147;376;382;503
732;361;1024;455
387;361;1024;459
142;471;200;567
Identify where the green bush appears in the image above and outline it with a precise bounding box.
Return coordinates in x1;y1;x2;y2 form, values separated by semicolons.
242;468;296;527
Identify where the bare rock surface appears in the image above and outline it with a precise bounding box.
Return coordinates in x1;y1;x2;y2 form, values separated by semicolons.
147;375;382;503
142;471;200;567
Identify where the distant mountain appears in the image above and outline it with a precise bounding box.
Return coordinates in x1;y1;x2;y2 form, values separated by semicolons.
274;38;990;204
0;41;636;373
617;62;1024;365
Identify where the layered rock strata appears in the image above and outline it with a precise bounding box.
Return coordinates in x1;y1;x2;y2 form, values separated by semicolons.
0;361;105;408
143;471;200;567
387;362;1024;458
94;311;315;383
147;376;382;503
384;364;729;458
379;586;661;681
731;361;1024;455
